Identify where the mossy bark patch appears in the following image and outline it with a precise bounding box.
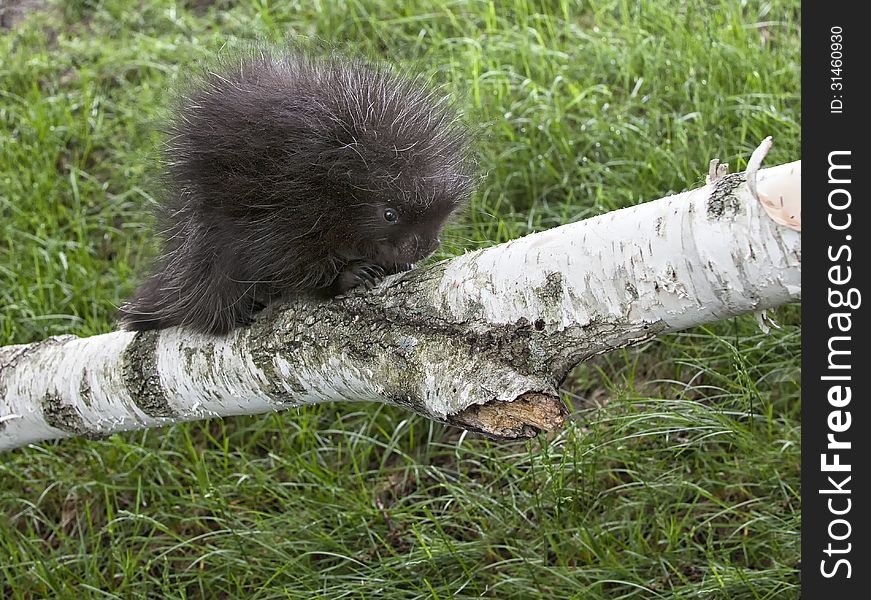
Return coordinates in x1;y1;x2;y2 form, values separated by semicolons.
707;173;746;220
42;391;104;439
246;305;311;402
123;330;175;418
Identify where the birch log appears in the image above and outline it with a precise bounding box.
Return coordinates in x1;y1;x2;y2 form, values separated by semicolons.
0;159;801;451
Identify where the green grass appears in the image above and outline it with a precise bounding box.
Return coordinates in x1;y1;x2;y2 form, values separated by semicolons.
1;0;800;598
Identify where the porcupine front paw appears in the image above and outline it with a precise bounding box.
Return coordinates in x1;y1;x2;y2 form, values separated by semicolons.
387;263;414;275
331;261;386;295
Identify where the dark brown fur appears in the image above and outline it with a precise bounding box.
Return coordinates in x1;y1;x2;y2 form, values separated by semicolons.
118;49;474;334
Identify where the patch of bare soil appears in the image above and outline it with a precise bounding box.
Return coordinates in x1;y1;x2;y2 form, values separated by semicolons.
0;0;48;30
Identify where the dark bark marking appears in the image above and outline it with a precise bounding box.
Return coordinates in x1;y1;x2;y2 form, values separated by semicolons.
123;330;175;418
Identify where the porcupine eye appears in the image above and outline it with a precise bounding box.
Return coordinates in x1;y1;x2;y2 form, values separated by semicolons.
383;208;399;223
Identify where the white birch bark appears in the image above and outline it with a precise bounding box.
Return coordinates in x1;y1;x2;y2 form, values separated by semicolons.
0;159;801;451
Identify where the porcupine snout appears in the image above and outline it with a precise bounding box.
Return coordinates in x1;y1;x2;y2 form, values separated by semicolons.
378;233;442;268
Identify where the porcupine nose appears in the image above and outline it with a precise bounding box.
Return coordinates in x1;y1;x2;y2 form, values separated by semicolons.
410;235;441;262
424;236;441;256
391;233;441;265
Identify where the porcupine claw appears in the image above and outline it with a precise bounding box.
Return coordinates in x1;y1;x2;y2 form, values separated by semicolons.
332;261;386;294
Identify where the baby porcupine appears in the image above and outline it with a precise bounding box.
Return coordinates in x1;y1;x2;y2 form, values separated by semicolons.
119;49;474;335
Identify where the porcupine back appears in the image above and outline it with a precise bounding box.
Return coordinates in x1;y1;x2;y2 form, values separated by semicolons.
119;48;474;334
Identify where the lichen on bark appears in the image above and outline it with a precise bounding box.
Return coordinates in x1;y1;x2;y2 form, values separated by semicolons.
706;173;746;219
42;391;104;439
122;330;175;418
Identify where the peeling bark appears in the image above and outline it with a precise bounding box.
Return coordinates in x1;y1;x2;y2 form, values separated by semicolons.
0;159;801;451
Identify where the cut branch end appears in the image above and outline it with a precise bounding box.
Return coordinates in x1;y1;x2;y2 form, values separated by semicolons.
448;392;568;440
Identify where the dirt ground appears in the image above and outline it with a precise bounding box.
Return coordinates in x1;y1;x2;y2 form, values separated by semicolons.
0;0;48;30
